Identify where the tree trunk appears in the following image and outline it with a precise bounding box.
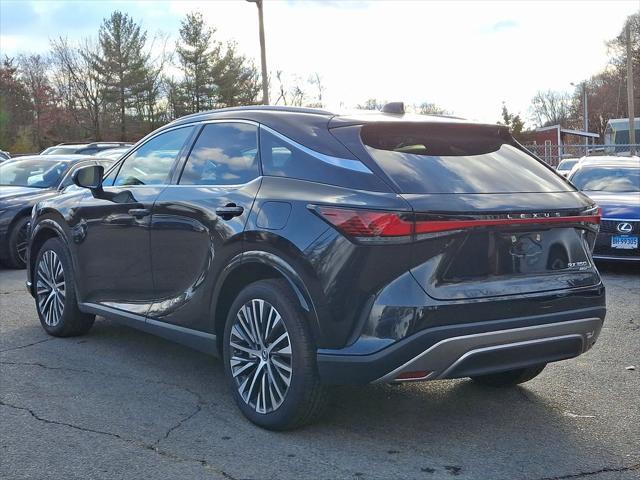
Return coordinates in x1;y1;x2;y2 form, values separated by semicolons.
120;85;125;141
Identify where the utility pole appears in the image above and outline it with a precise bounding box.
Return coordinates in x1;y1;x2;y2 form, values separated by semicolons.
247;0;269;105
582;82;589;148
627;21;636;154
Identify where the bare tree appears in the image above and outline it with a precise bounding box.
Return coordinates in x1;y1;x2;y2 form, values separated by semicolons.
289;75;307;106
356;98;385;110
308;72;324;107
51;37;104;139
134;32;170;131
274;70;288;105
530;90;575;127
416;101;449;115
17;54;54;148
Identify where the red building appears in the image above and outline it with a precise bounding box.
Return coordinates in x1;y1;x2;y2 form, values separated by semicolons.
531;125;599;165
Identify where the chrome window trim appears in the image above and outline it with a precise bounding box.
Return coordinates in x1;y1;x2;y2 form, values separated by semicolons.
260;125;373;175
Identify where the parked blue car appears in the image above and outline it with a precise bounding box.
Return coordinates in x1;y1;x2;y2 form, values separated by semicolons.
569;156;640;262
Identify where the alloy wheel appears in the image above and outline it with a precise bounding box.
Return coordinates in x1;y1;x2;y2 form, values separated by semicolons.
229;299;293;414
36;250;65;327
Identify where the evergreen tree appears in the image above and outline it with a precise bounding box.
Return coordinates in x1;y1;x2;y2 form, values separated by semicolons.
176;12;219;113
92;11;150;140
500;102;525;136
213;42;260;107
0;56;34;150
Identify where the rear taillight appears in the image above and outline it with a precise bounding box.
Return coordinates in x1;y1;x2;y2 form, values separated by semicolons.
315;206;600;243
315;207;413;241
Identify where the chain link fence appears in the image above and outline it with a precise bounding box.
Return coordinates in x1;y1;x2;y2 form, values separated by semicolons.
522;144;640;167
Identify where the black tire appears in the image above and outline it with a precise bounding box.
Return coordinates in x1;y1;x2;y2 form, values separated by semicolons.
34;237;95;337
223;279;328;430
470;364;546;387
4;216;30;269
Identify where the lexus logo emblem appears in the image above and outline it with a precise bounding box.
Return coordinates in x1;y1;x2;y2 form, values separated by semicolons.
617;222;633;233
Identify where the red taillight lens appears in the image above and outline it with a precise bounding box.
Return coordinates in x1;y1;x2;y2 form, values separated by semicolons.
414;213;601;234
316;207;412;238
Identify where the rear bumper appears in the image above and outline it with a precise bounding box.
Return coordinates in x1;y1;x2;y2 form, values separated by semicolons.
316;306;605;384
374;317;601;382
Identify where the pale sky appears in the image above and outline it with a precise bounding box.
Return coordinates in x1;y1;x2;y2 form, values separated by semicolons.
1;0;639;126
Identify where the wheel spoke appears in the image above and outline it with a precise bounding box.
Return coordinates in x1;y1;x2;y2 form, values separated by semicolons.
239;306;258;347
268;332;289;353
266;362;283;402
231;356;258;378
229;341;260;358
231;322;253;346
273;344;292;357
251;299;264;347
245;362;264;403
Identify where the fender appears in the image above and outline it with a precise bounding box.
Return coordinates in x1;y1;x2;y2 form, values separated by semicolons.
212;250;321;338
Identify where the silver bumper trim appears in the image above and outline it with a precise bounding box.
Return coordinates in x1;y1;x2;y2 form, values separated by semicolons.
593;254;640;262
374;317;603;383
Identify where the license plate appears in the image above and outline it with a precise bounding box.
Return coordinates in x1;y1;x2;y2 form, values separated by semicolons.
611;235;638;249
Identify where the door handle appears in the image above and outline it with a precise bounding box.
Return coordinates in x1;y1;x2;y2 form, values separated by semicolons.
216;204;244;220
128;208;150;219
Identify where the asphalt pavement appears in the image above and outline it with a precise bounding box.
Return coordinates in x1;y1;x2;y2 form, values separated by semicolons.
1;263;638;480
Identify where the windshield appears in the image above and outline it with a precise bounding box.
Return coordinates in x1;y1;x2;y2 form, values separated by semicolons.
570;166;640;192
0;159;69;188
558;159;578;170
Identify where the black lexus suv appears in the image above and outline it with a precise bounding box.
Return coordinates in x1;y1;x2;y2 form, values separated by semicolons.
26;105;605;430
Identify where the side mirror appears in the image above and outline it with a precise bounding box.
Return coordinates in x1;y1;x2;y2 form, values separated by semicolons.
73;165;104;190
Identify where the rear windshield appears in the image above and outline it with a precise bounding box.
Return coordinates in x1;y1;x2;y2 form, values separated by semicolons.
361;124;573;194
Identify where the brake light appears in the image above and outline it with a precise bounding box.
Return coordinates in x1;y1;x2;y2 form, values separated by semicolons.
316;207;412;238
315;206;600;242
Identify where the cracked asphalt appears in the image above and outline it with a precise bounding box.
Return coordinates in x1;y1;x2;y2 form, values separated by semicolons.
1;264;639;480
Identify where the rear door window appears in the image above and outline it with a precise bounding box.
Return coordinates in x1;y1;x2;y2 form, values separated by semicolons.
179;122;259;185
361;123;573;194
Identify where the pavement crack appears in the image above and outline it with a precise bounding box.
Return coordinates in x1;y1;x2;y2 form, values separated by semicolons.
153;403;203;447
0;338;53;353
533;463;640;480
0;399;122;439
0;360;207;404
1;398;232;478
0;360;95;375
